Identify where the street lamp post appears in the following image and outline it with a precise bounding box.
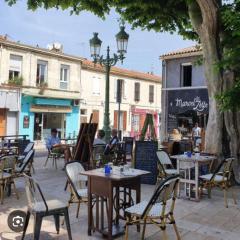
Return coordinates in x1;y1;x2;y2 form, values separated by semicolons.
89;26;129;142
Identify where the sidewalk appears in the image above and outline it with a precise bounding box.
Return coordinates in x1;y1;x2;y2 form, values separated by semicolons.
0;154;240;239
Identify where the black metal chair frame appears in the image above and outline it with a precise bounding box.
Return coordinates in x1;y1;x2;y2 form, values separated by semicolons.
22;174;72;240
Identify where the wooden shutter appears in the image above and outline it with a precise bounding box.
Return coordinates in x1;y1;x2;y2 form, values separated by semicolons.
0;109;6;135
134;82;140;101
139;114;146;131
149;85;154;103
123;111;127;130
114;111;118;129
92;110;99;123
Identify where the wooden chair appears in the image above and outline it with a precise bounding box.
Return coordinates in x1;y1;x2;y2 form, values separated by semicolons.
22;174;72;240
65;161;88;218
0;156;19;204
156;150;178;181
199;157;237;208
125;175;180;240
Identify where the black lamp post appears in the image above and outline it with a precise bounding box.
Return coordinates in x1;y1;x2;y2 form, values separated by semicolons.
89;25;129;142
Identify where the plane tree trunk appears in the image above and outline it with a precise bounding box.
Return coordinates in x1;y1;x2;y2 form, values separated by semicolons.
188;0;240;182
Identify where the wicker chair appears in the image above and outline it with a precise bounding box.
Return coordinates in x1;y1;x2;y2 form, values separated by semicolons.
156;150;178;181
199;157;237;208
0;156;19;204
124;175;181;240
65;161;88;218
22;174;72;240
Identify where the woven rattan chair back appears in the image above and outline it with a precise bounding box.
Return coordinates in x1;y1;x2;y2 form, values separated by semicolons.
210;157;234;182
157;150;172;165
0;155;16;171
23;142;34;154
141;175;180;219
18;149;35;173
65;161;87;196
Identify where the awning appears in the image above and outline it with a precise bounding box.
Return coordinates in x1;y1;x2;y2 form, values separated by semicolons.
30;104;72;113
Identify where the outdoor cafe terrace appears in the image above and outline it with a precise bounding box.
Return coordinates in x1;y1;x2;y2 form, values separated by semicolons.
0;150;240;240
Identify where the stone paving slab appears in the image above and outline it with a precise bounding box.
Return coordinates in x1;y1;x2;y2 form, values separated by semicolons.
0;154;240;240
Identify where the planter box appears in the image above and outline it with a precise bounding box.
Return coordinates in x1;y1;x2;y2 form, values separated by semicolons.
134;141;158;185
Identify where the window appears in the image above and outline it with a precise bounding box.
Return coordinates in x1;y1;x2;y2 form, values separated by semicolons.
92;76;100;95
132;114;140;132
9;55;22;80
80;109;87;115
181;64;192;87
149;85;154;103
114;79;126;101
114;110;127;130
134;82;140;101
36;60;48;86
60;64;69;89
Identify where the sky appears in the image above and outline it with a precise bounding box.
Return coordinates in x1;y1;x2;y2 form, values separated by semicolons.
0;1;195;76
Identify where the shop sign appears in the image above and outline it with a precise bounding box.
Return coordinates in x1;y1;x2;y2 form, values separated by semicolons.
23;115;29;128
168;88;209;114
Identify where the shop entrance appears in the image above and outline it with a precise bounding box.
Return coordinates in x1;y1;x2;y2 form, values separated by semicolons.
0;109;6;136
34;113;66;141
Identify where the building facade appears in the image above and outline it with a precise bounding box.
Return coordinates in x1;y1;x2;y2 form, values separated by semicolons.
160;46;209;141
81;60;161;139
0;37;82;141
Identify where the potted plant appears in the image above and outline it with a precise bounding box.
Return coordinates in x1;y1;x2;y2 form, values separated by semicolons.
38;82;48;95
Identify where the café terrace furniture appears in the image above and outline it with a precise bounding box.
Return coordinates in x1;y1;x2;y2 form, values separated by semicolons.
81;167;150;240
65;161;88;218
14;149;35;178
199;157;237;208
0;156;19;204
156;150;178;181
172;153;216;201
44;147;64;170
18;142;35;173
124;175;181;240
22;174;72;240
92;144;106;167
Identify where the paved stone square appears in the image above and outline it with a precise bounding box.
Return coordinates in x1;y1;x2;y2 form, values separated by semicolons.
0;152;240;240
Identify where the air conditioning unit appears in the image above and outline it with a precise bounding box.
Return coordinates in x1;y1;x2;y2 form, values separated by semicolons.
73;99;80;106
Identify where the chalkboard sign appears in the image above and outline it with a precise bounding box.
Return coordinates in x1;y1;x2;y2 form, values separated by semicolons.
167;114;178;132
135;141;158;185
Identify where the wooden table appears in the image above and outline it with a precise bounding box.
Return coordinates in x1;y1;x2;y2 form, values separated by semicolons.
81;168;150;239
171;154;216;201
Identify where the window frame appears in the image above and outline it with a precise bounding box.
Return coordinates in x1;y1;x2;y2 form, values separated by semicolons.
149;85;154;103
134;82;140;102
36;60;48;86
60;64;70;90
180;62;192;87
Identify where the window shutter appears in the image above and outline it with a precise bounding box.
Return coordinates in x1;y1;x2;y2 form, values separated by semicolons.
123;111;127;130
134;82;140;101
92;110;99;123
149;85;154;103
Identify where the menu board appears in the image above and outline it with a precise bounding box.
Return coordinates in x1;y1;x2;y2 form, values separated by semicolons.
135;141;158;185
167;114;178;132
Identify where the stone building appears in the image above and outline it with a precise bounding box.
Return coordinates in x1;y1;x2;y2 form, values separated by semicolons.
160;46;208;141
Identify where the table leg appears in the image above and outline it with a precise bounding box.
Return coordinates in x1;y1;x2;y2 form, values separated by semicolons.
115;187;120;225
136;182;141;232
88;177;92;236
108;183;113;240
195;161;199;201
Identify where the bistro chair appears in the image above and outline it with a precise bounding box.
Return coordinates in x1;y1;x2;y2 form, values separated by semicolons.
199;157;237;208
18;142;35;173
14;149;35;178
92;144;106;167
22;174;72;240
44;148;64;170
0;156;19;204
65;161;88;218
156;150;178;180
124;175;181;240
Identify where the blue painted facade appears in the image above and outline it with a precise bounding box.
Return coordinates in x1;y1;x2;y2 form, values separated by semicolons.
19;95;80;141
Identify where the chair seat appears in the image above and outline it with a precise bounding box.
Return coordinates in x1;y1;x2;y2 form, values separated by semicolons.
165;169;178;175
32;199;68;213
125;201;168;217
0;172;11;180
77;188;88;198
199;173;227;182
